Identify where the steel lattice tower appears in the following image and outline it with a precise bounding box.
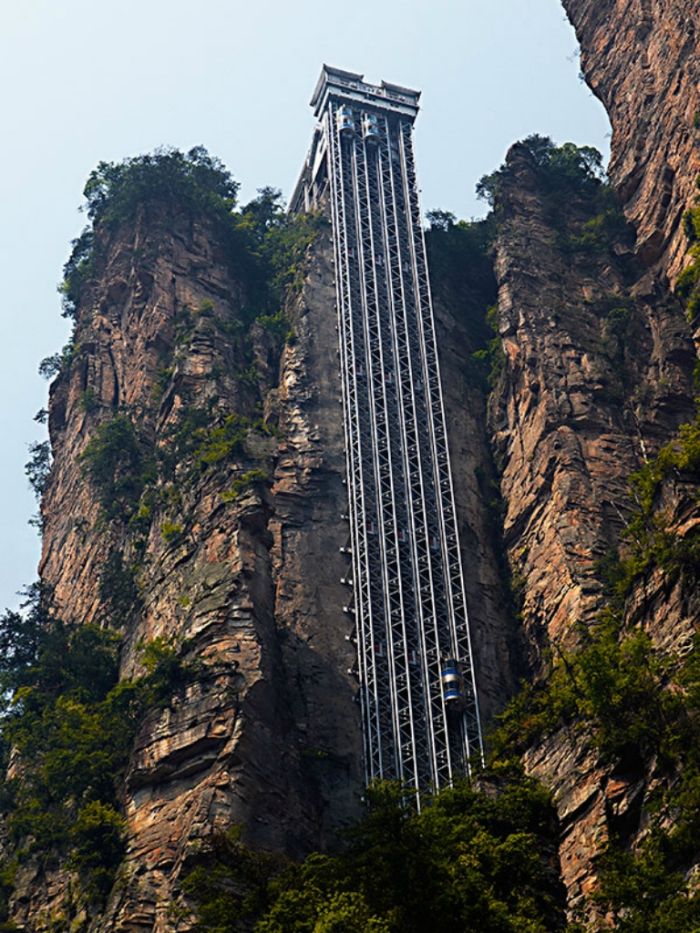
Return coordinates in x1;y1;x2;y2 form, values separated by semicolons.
291;66;483;801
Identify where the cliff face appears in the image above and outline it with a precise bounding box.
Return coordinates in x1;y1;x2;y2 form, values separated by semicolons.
5;3;700;928
486;143;698;916
14;196;518;928
563;0;700;281
492;0;700;913
489;146;695;662
25;207;365;929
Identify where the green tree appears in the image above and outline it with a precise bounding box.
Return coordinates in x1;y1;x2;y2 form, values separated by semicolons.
80;413;156;520
184;773;566;932
24;441;51;500
0;587;190;908
476;135;604;208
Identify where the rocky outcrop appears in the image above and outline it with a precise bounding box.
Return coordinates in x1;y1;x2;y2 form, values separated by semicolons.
487;140;698;916
521;493;699;921
563;0;700;282
489;144;695;661
480;1;700;915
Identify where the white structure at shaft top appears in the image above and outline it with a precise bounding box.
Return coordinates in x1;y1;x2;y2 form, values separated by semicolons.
310;65;421;120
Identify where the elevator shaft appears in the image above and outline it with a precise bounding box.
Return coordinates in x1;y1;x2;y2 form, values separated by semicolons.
293;67;483;801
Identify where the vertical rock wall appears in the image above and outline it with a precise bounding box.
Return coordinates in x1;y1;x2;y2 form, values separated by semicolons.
563;0;700;280
483;52;699;913
489;145;695;663
480;1;700;914
25;207;364;930
22;199;518;929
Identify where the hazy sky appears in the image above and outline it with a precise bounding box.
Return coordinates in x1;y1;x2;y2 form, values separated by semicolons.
0;0;609;611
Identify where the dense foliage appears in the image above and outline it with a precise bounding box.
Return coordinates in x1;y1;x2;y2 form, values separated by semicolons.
183;773;566;933
24;441;51;500
621;408;700;586
424;211;496;316
59;149;322;326
676;176;700;321
476;135;629;254
83;147;239;227
491;625;700;930
476;135;606;208
80;413;156;522
235;185;323;307
0;587;189;915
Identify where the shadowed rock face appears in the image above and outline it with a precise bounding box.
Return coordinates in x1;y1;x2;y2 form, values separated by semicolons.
483;98;698;924
563;0;700;281
432;295;521;725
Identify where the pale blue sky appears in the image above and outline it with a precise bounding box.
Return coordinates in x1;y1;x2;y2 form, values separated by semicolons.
0;0;609;611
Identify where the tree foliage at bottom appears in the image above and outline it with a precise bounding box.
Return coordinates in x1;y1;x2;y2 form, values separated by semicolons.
182;769;566;933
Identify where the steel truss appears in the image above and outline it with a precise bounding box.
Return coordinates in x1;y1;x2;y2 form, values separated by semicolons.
296;75;483;803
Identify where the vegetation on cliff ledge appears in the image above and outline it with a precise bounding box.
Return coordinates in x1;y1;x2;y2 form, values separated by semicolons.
42;147;322;438
424;211;500;391
491;408;700;930
0;586;190;919
677;176;700;321
182;770;566;933
59;147;322;324
477;134;629;255
80;413;156;522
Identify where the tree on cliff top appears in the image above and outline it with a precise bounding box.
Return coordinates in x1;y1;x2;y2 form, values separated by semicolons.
59;148;321;321
82;145;239;227
475;134;605;208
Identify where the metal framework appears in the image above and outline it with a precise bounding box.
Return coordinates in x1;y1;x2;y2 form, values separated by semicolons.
292;66;483;802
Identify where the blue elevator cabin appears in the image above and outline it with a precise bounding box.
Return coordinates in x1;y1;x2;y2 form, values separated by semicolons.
291;66;483;804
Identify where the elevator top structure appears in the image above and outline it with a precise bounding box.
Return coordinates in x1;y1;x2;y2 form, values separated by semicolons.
310;65;421;119
290;66;421;215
